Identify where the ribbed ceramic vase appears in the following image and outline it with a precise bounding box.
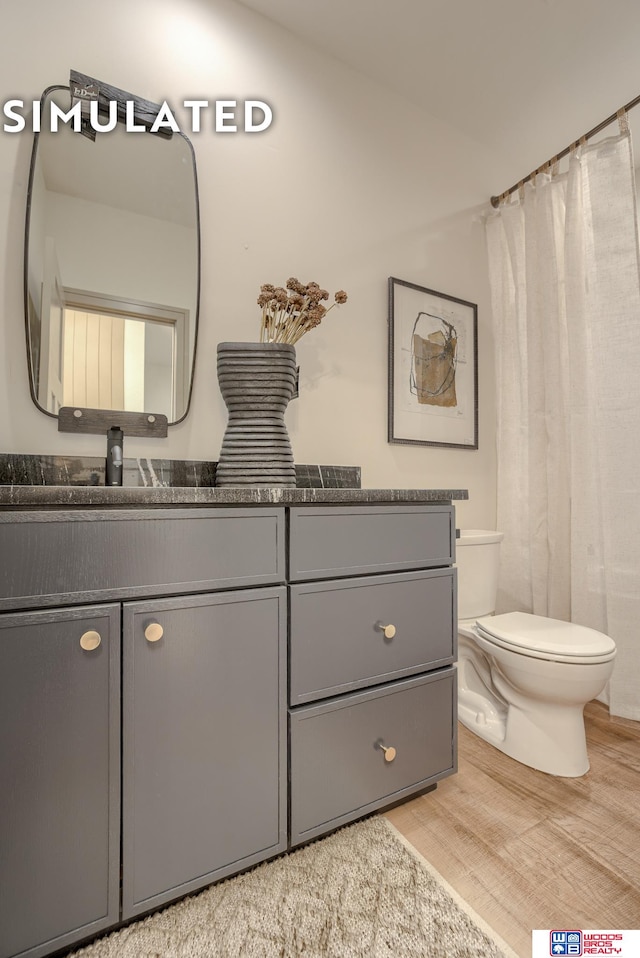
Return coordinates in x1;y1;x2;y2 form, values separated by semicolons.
215;342;297;487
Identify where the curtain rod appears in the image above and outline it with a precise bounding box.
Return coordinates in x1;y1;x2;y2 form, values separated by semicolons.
490;91;640;208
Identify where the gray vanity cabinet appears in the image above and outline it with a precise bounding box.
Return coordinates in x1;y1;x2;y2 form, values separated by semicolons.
0;506;287;958
121;587;287;919
0;605;120;958
0;498;458;958
288;504;458;846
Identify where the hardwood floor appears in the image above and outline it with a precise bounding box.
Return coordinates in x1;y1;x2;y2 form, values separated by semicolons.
385;701;640;958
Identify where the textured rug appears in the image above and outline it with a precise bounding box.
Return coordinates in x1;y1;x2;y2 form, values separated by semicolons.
67;816;517;958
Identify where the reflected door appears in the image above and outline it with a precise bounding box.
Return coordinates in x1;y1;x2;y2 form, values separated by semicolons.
38;238;64;413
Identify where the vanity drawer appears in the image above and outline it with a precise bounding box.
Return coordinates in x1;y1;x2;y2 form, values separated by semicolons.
288;505;455;581
0;507;285;610
289;568;456;704
289;668;456;846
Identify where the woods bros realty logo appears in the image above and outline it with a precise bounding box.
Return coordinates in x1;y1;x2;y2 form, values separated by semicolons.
532;930;640;957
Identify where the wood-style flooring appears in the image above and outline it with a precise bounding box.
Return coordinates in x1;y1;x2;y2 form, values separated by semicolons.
385;701;640;958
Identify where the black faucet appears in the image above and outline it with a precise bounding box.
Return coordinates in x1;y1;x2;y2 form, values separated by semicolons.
105;426;124;486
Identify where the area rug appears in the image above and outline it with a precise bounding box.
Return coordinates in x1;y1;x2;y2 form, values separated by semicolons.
67;816;517;958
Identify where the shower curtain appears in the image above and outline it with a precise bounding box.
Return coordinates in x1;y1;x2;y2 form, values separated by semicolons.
486;129;640;721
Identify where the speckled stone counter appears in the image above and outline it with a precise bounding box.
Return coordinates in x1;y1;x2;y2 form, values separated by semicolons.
0;454;361;490
0;453;467;506
0;485;467;507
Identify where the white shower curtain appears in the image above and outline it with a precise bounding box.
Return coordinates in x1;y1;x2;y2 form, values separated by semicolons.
486;129;640;721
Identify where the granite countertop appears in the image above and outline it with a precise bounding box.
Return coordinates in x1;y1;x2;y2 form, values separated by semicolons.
0;454;467;506
0;485;468;507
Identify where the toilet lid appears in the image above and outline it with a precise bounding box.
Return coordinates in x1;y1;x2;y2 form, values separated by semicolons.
475;612;616;658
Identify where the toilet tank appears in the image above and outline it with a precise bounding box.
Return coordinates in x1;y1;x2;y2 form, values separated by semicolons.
455;529;504;620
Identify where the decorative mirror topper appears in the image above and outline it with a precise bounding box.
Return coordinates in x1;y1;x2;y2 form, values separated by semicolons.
23;72;201;436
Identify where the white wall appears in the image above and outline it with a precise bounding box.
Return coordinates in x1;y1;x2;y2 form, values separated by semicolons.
0;0;507;528
44;193;197;316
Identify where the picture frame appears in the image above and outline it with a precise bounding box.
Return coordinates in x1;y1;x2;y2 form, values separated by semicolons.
388;277;478;449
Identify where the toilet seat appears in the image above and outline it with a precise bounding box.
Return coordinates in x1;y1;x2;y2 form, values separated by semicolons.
474;612;616;665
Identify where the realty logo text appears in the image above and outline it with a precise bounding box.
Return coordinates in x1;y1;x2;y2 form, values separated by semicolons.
550;931;625;955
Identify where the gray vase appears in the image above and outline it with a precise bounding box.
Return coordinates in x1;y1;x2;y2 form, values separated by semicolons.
215;342;297;487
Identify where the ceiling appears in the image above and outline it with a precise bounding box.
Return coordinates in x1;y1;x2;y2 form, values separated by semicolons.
238;0;640;193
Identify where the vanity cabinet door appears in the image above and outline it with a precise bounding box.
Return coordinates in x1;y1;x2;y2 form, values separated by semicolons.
289;668;456;847
0;605;120;958
0;507;285;611
289;504;456;581
122;587;287;919
290;568;456;704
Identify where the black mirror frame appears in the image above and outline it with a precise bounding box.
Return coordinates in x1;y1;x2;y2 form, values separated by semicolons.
23;79;201;437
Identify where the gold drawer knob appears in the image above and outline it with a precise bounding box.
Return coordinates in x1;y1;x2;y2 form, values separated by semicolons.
379;743;397;763
145;622;164;643
80;630;101;651
377;623;396;639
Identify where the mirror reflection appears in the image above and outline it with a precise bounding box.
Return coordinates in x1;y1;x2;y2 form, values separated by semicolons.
25;85;200;424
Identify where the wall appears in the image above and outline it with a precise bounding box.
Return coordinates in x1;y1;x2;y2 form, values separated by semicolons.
44;194;197;317
0;0;507;528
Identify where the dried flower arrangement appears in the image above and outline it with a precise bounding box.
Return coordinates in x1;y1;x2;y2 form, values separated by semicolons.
257;277;348;345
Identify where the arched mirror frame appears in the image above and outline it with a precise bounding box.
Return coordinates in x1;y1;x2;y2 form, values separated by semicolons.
23;75;201;438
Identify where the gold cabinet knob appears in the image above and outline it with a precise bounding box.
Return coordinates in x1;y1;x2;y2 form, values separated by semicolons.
144;622;164;643
377;623;396;639
80;630;101;651
379;743;397;763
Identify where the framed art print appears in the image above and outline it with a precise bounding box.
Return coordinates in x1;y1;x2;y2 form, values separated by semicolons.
388;277;478;448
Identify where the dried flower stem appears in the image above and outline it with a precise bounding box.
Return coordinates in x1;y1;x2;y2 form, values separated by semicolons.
257;278;348;345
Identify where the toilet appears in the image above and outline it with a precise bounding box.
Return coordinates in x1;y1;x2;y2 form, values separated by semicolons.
455;530;616;777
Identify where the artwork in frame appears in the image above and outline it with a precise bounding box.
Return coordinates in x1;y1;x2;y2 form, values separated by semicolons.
388;277;478;448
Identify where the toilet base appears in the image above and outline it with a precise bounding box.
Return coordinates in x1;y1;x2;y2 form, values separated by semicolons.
457;631;593;777
458;698;590;777
458;688;507;747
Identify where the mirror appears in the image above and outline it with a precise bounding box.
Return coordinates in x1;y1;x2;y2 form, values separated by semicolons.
24;83;200;430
